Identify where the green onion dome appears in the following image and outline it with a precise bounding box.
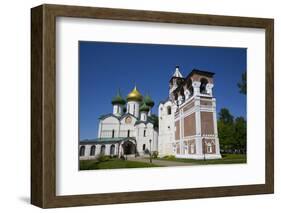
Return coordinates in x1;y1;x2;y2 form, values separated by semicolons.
143;94;154;107
139;102;150;112
111;90;126;105
126;86;143;102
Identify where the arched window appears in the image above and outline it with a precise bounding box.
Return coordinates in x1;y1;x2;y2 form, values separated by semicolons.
112;130;115;138
167;106;171;115
143;130;146;137
110;144;115;155
90;145;96;156
79;146;85;156
143;144;146;150
200;78;208;94
127;130;130;137
100;145;106;155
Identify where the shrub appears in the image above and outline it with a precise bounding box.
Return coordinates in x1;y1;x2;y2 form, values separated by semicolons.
144;148;150;155
152;151;158;159
163;155;176;160
96;154;110;162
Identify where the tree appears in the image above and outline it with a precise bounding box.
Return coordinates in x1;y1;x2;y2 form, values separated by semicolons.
217;109;246;154
218;108;234;124
237;72;247;95
234;117;247;154
218;120;235;153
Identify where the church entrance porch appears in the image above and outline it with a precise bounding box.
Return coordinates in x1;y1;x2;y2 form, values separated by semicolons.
123;141;136;155
119;138;137;158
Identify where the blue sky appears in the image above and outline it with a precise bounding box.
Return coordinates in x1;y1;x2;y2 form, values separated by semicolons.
79;41;246;140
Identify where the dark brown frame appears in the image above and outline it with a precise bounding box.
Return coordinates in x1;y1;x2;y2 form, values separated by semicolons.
31;4;274;208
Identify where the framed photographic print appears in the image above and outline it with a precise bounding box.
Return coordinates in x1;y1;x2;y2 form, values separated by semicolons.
31;4;274;208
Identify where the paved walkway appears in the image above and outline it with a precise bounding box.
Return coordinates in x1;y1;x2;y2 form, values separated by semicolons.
127;156;195;167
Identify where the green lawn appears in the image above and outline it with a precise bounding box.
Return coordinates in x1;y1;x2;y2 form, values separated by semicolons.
80;159;161;170
159;154;246;165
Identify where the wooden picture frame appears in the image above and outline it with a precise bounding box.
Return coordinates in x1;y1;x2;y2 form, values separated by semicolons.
31;4;274;208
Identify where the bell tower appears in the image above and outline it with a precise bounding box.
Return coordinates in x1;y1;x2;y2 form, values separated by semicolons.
166;68;221;159
169;66;184;101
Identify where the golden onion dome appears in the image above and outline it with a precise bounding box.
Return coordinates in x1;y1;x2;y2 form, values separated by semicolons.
126;86;143;102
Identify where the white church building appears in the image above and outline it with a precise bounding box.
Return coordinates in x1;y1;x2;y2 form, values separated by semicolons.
79;87;158;159
79;66;221;160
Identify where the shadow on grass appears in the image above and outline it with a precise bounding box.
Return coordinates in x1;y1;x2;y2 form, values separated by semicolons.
80;159;161;170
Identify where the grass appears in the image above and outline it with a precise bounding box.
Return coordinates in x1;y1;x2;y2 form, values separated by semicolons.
80;158;161;170
159;154;246;165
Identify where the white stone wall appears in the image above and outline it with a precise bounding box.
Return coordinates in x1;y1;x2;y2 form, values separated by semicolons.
98;116;120;138
135;122;157;155
158;101;174;156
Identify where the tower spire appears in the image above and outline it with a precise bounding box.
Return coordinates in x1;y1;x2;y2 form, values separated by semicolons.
173;65;183;78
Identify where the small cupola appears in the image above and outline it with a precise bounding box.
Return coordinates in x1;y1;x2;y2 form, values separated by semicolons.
111;89;126;105
140;102;149;121
143;94;155;108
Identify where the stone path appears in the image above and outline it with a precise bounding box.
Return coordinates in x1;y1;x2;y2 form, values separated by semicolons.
127;156;195;167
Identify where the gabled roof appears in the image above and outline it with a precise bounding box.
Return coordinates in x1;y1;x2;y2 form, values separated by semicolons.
99;113;120;120
119;113;139;120
80;137;136;144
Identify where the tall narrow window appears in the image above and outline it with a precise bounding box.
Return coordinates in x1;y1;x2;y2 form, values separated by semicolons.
143;130;146;137
143;144;146;150
90;145;96;156
110;144;115;155
127;130;130;137
79;146;85;156
207;143;212;153
100;145;106;155
112;129;115;138
133;104;135;115
167;106;171;115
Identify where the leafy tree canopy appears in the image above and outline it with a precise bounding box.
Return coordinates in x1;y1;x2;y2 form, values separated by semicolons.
237;72;247;95
217;109;246;154
218;108;234;124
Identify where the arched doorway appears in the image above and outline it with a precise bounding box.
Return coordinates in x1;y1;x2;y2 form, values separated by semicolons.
122;141;136;155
